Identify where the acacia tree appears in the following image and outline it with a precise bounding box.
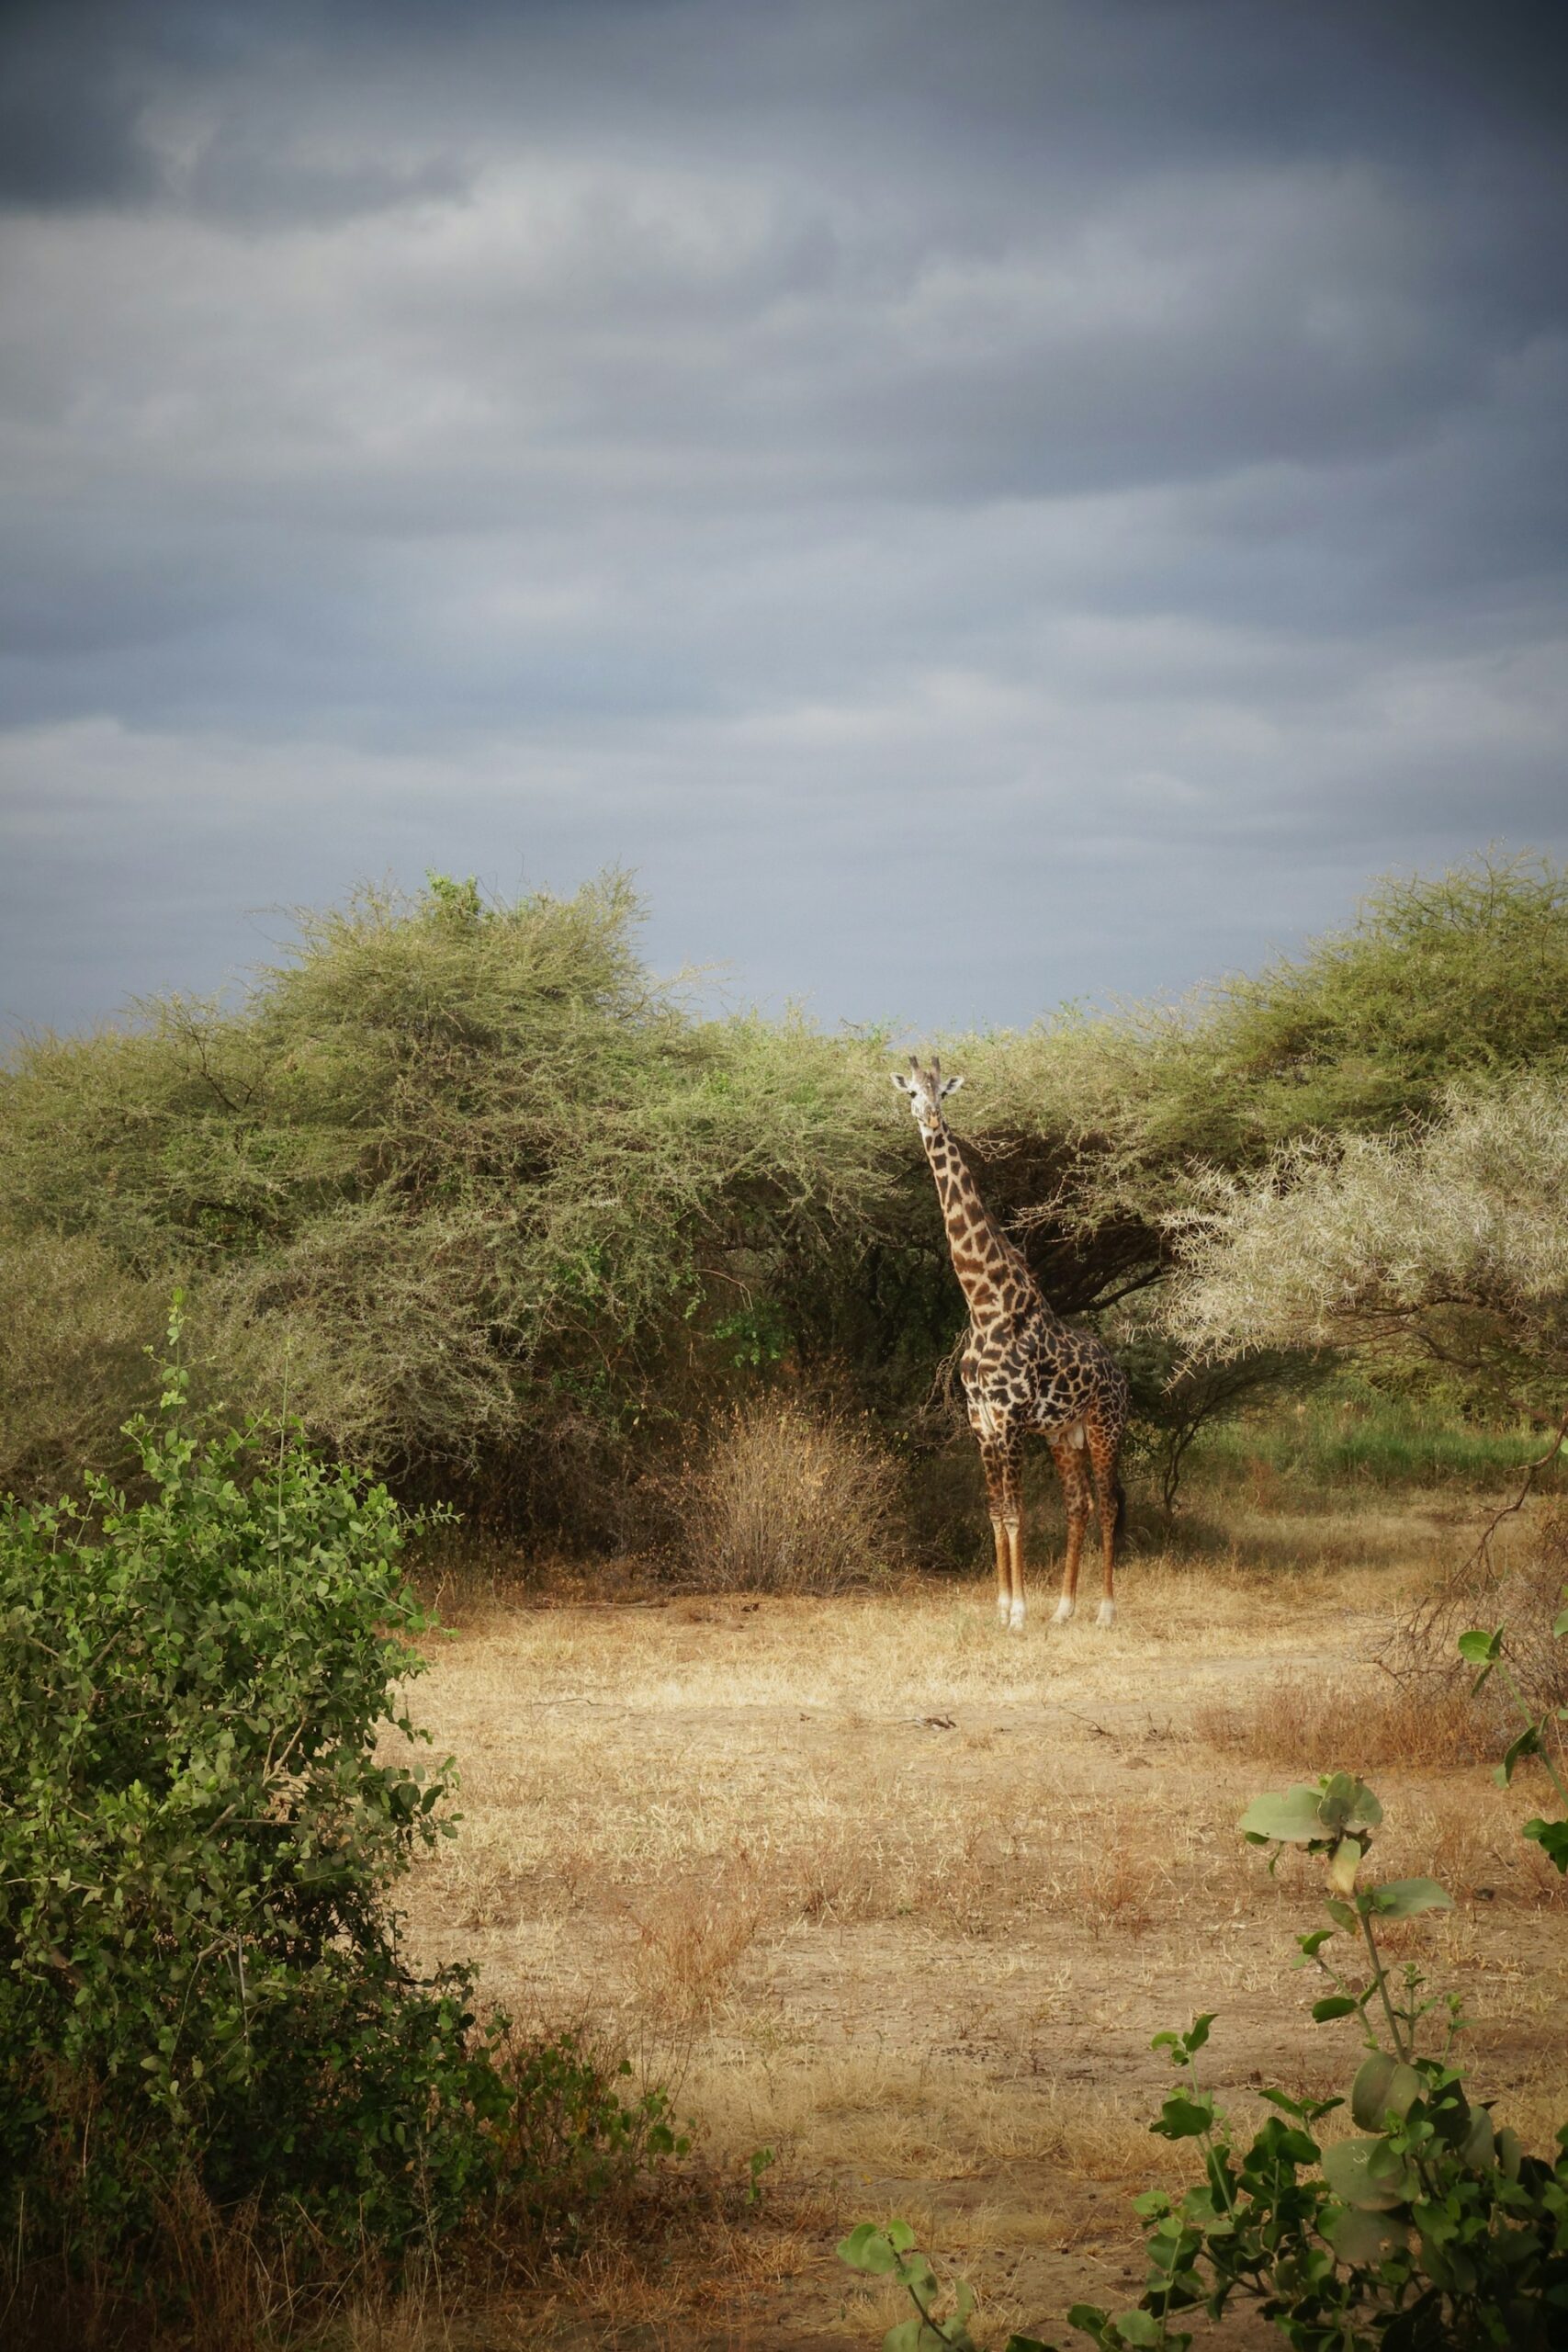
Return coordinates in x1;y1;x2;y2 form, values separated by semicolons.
1162;1079;1568;1419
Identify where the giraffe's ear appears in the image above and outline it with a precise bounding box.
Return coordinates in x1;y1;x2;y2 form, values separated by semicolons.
940;1074;965;1099
891;1072;915;1095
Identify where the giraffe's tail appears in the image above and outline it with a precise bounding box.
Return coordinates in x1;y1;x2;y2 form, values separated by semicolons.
1111;1473;1127;1544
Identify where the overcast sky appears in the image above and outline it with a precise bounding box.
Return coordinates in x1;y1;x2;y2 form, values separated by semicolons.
2;0;1564;1039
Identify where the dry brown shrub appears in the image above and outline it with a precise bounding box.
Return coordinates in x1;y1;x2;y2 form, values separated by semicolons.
1066;1838;1157;1936
683;1397;903;1594
1374;1503;1568;1793
1383;1498;1568;1688
1;2172;304;2352
1491;1508;1568;1720
341;2290;442;2352
1194;1671;1488;1770
1407;1792;1568;1910
623;1876;764;2026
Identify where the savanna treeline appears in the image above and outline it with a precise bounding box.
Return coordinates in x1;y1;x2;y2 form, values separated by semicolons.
4;854;1566;1543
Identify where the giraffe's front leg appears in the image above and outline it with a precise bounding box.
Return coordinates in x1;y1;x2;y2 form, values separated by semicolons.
999;1435;1026;1632
978;1437;1011;1624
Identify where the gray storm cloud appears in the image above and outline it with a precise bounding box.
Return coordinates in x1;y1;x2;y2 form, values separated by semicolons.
1;0;1564;1034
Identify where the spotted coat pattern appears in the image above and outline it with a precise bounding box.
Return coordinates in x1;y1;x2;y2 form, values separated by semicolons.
895;1057;1130;1631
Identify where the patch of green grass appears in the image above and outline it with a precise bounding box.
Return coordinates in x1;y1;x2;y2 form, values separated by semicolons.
1200;1392;1564;1492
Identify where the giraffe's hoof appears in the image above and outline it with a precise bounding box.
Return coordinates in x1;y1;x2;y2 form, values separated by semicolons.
997;1595;1012;1626
1052;1597;1075;1626
1008;1599;1026;1633
1096;1599;1116;1629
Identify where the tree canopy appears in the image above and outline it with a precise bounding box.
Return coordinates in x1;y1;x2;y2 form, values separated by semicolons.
1164;1080;1568;1419
3;853;1563;1524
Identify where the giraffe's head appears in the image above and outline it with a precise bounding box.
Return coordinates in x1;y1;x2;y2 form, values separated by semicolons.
892;1054;964;1136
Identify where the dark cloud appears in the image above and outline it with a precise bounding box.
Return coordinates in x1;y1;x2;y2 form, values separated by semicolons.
181;128;469;228
0;6;163;209
0;0;1564;1035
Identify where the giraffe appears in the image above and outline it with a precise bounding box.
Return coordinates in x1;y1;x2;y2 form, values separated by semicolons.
893;1055;1130;1633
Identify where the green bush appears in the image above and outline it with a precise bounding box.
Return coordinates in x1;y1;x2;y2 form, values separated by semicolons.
0;1308;679;2296
0;1304;478;2258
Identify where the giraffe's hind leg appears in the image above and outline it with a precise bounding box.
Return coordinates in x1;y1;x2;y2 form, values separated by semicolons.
1047;1430;1093;1625
1085;1415;1124;1627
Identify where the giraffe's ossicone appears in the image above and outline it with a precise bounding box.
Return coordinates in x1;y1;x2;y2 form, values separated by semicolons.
894;1055;1130;1632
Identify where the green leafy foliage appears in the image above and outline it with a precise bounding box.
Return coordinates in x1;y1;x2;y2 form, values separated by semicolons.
1240;1774;1383;1849
0;1311;673;2289
1075;1994;1568;2352
1523;1816;1568;1872
0;875;908;1530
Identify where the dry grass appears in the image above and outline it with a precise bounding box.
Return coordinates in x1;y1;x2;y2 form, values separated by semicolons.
682;1397;905;1594
373;1487;1568;2343
1190;1496;1568;1778
1194;1669;1491;1769
681;2046;1201;2191
1381;1500;1568;1718
35;1487;1557;2346
1;2175;355;2352
622;1875;767;2028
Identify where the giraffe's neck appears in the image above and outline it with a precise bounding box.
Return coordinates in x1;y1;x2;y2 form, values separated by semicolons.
920;1118;1047;1331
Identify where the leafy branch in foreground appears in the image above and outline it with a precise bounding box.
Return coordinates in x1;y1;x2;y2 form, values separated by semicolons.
1460;1591;1568;1876
837;2220;998;2352
841;1766;1568;2350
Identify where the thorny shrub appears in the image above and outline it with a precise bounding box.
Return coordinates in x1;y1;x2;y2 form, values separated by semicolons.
1381;1474;1568;1726
1163;1079;1568;1418
0;1227;164;1498
1483;1509;1568;1739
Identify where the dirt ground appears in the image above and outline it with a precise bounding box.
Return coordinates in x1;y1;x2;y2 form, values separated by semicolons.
393;1497;1568;2349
